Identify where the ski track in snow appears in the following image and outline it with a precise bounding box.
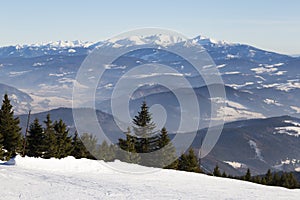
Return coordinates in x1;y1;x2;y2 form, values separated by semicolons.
0;156;299;200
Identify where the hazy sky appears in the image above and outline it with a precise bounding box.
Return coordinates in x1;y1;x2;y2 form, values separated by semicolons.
1;0;299;54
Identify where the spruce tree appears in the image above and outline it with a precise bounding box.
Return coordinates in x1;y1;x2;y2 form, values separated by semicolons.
158;127;178;169
26;118;46;157
261;177;267;185
252;176;261;184
132;101;159;166
53;119;73;159
245;168;251;181
43;114;57;158
80;133;97;159
96;141;116;162
280;173;290;188
118;127;141;164
272;172;281;186
0;94;22;159
178;149;201;173
265;169;273;185
133;101;155;136
287;172;299;189
213;165;222;177
222;171;227;178
71;131;89;159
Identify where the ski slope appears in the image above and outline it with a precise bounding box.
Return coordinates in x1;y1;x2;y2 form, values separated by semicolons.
0;156;299;200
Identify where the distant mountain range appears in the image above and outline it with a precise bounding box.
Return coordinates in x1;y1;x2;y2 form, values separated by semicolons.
0;34;298;119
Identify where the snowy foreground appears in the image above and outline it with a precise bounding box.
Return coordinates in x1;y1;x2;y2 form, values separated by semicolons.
0;156;299;200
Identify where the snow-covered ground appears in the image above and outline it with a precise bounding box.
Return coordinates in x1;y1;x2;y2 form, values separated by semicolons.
0;156;299;200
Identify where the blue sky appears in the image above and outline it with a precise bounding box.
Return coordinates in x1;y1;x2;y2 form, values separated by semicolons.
1;0;299;54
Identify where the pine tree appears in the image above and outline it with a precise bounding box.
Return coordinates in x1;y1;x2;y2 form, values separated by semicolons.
222;171;227;178
132;101;159;166
132;101;157;151
287;172;299;189
265;169;273;185
245;168;251;181
96;141;116;162
261;177;267;185
280;173;290;188
186;148;201;173
53;119;73;159
0;94;22;159
252;176;261;184
71;131;89;159
213;165;222;177
178;149;201;173
133;101;155;136
26;118;47;157
80;133;97;159
158;127;178;169
118;127;141;164
43;114;57;158
272;172;281;186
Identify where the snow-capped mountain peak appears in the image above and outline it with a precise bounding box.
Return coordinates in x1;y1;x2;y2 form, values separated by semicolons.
16;40;96;49
106;34;186;47
192;35;231;46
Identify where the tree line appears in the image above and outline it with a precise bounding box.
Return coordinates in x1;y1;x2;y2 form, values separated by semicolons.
212;165;299;189
0;94;298;189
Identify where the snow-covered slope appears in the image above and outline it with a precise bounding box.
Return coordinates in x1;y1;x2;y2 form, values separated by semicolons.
0;156;299;200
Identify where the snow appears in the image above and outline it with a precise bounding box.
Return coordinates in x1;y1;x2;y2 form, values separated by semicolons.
273;120;300;137
216;64;227;69
249;140;264;161
209;98;264;121
291;106;300;113
12;40;95;49
262;83;281;89
227;100;248;110
0;156;299;200
25;92;73;113
226;54;239;59
68;49;76;53
224;161;247;169
262;80;300;92
284;120;300;127
263;99;282;106
274;71;287;76
274;121;300;137
226;82;254;89
126;72;185;79
281;159;299;165
107;34;185;47
9;70;32;77
276;80;300;92
274;126;300;137
32;62;45;67
274;159;300;170
192;35;230;46
251;67;278;74
216;105;264;121
265;63;284;68
223;71;240;75
103;83;114;89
